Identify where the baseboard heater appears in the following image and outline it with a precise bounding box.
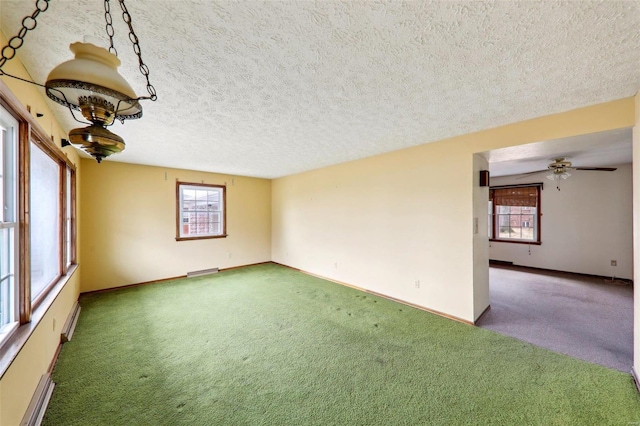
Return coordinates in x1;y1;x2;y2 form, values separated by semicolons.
21;374;55;426
61;301;81;343
187;267;219;278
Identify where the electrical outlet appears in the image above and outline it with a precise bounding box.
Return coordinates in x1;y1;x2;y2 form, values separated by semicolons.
611;260;617;267
415;280;420;288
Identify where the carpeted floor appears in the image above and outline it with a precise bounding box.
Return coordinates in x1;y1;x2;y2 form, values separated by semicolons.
477;265;633;372
44;263;640;425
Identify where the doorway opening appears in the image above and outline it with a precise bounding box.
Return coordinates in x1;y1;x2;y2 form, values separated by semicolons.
474;128;633;372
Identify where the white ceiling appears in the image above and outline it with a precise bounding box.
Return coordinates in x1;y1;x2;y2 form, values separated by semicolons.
1;1;639;179
485;127;633;177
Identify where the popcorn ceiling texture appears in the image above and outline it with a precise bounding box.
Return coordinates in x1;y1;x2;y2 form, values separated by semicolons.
1;1;639;178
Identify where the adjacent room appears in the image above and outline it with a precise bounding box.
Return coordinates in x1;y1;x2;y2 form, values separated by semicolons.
476;129;634;372
0;1;639;424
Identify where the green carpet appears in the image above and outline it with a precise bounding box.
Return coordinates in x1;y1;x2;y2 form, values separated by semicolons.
44;263;640;425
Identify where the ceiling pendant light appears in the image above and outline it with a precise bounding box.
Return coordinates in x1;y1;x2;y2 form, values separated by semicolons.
0;0;157;163
45;41;139;163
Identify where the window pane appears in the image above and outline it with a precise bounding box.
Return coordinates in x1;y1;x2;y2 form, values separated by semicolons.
30;143;60;300
183;189;196;201
0;107;18;336
0;226;15;333
195;190;208;203
487;201;493;239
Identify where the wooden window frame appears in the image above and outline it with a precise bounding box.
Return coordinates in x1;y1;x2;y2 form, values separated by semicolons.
489;183;542;245
65;167;77;269
175;181;227;241
0;79;77;361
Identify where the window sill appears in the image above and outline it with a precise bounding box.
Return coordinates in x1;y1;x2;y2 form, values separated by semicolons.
0;264;79;380
490;239;541;245
176;234;228;241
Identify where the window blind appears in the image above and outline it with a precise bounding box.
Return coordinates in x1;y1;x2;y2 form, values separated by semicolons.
490;185;539;207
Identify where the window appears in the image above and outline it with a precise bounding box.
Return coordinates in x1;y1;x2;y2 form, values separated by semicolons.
65;167;75;269
0;87;77;351
176;182;226;240
30;142;61;301
0;107;18;342
489;184;541;244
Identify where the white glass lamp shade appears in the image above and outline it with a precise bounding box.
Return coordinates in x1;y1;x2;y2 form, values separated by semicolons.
45;42;142;124
547;169;571;180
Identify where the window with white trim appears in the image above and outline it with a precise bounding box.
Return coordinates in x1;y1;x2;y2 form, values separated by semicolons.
176;182;226;240
0;107;18;342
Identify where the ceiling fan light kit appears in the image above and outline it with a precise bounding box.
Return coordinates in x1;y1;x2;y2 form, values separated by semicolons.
517;157;618;182
0;0;157;163
547;158;572;181
547;169;571;181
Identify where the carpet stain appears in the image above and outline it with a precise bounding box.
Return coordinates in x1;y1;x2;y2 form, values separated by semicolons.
278;322;292;331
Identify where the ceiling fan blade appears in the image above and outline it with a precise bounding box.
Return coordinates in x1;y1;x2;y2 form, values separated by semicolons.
514;169;547;179
574;167;617;171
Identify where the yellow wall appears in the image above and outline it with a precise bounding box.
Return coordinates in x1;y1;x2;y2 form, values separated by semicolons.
0;276;80;426
272;97;635;323
80;160;271;292
0;30;82;425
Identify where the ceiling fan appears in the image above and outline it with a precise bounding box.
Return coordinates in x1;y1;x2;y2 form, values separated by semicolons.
518;157;617;180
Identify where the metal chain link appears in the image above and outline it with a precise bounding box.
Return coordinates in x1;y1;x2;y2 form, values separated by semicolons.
0;0;50;73
116;0;157;101
104;0;117;56
0;0;156;103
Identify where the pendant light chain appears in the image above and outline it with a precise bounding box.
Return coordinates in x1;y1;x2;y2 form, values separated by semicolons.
104;0;118;56
0;0;50;76
104;0;157;101
0;0;157;163
0;0;156;103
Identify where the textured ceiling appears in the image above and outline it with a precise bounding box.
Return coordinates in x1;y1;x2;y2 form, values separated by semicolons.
1;0;639;178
